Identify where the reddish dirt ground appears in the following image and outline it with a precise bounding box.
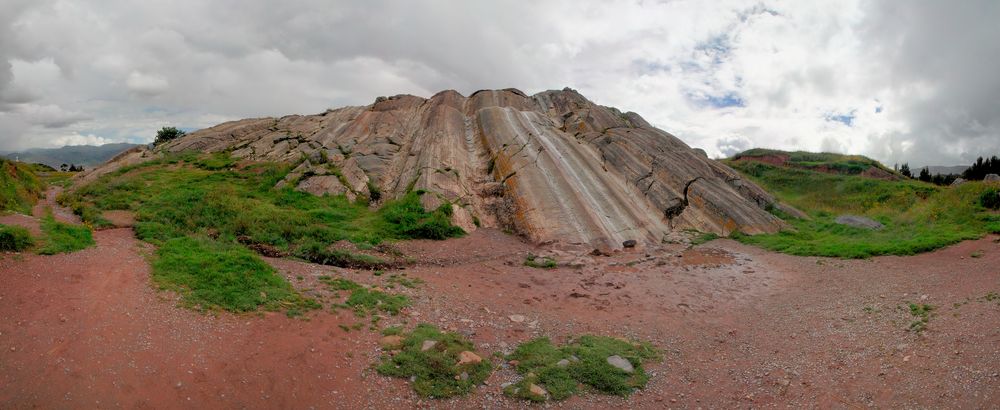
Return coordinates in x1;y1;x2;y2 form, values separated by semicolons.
2;212;999;408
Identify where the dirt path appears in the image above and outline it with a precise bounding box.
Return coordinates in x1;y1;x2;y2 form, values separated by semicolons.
2;227;999;408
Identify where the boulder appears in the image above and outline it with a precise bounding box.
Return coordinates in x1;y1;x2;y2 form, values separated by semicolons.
606;355;634;373
985;174;1000;182
92;88;788;249
456;351;482;366
835;215;884;230
420;340;437;352
950;178;966;186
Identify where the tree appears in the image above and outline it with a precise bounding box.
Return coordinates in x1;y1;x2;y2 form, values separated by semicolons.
918;167;931;182
900;163;912;178
154;126;186;146
60;163;68;172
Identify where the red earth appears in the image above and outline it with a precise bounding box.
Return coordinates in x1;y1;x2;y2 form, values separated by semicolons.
2;193;999;408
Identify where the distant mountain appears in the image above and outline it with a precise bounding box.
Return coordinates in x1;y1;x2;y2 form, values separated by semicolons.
921;165;968;175
2;143;142;169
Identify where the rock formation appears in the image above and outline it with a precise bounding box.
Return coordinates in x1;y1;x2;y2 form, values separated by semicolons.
82;88;786;249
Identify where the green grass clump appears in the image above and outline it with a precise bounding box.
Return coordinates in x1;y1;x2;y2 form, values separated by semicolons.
727;160;999;258
505;336;660;401
152;235;318;312
524;254;557;269
379;191;465;240
907;303;935;333
376;324;492;398
980;187;1000;210
37;216;94;255
319;276;410;316
0;224;34;252
0;159;44;214
689;232;719;245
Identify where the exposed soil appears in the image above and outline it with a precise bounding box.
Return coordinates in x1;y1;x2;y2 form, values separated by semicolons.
2;220;999;407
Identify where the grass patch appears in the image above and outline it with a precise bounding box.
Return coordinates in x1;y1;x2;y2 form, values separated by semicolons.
37;216;94;255
689;231;719;245
319;276;410;316
375;324;492;398
505;335;660;401
0;159;44;214
728;160;999;258
386;273;424;289
152;235;319;313
906;303;935;333
524;254;557;269
0;224;34;252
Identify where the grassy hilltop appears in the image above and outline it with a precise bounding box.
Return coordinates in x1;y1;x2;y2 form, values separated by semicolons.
725;149;1000;258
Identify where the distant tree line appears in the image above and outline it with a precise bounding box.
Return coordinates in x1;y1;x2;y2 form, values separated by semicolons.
962;156;1000;180
60;163;84;172
895;155;998;186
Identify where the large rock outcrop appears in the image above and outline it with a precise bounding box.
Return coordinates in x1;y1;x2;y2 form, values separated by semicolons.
84;88;786;249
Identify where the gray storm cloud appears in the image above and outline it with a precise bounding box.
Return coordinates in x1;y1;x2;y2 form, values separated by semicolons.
0;0;997;166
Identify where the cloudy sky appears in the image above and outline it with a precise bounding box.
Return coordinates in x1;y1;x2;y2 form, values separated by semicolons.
1;0;998;166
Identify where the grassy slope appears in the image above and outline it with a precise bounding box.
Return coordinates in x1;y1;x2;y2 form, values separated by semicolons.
732;148;894;175
60;152;464;312
727;160;1000;258
0;159;44;214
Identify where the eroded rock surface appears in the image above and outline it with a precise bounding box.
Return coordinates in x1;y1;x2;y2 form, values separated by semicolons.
83;88;786;248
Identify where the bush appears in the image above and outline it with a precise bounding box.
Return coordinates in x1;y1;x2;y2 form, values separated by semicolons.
153;126;186;146
980;187;1000;210
0;224;34;252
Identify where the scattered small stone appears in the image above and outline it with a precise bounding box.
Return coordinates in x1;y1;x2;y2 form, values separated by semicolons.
622;239;637;248
456;351;482;366
508;314;526;323
420;340;437;352
528;383;547;398
380;335;403;349
607;355;634;373
556;359;570;367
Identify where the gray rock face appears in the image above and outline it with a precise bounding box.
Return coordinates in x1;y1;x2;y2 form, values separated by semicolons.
985;174;1000;182
835;215;884;230
86;88;788;249
951;178;966;186
606;355;634;373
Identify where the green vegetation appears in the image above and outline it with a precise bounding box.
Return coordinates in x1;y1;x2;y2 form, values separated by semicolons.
906;303;935;333
524;254;557;269
980;187;1000;210
0;159;44;214
37;215;94;255
0;224;34;252
319;276;411;316
154;126;186;146
59;151;463;313
505;336;660;401
689;231;719;245
376;324;492;398
732;148;892;175
728;159;1000;258
152;236;318;312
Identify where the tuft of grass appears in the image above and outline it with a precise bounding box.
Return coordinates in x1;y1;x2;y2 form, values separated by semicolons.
524;254;557;269
379;191;465;240
152;235;319;313
505;335;660;401
319;276;410;316
376;324;492;398
0;224;34;252
971;250;984;258
979;187;1000;210
689;231;719;245
37;216;94;255
907;303;935;333
386;273;424;289
728;160;999;258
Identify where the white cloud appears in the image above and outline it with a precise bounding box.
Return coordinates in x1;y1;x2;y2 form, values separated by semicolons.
0;0;996;166
51;132;110;147
126;71;168;96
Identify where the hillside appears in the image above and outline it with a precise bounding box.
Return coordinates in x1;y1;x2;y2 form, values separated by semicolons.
725;154;1000;258
0;158;44;213
730;148;899;179
79;88;785;250
2;143;141;169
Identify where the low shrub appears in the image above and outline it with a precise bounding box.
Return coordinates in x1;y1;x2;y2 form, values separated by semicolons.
0;224;34;252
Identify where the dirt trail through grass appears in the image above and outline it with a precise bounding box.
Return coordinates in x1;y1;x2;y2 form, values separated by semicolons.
1;227;999;408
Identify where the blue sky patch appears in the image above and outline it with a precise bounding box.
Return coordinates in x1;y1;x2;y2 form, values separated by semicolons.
825;111;856;126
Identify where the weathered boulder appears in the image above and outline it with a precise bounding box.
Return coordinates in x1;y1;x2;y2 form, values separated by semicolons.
835;215;884;230
87;88;789;249
950;178;966;186
985;174;1000;182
